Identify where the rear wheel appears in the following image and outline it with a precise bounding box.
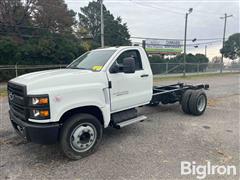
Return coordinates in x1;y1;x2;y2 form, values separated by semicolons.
181;90;194;114
189;90;207;116
60;113;103;160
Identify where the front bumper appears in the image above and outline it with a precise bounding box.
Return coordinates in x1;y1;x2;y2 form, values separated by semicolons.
9;111;60;144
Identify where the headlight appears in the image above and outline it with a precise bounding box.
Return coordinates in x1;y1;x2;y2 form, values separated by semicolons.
31;97;49;105
30;109;50;119
28;95;50;119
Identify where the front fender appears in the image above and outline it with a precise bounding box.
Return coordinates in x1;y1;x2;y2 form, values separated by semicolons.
55;102;111;128
50;85;111;127
28;83;111;127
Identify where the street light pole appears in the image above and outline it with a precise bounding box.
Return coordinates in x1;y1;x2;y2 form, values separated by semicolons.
220;13;232;73
100;0;104;48
183;8;193;77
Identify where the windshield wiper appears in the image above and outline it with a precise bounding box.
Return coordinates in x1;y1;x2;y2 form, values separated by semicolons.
67;67;92;71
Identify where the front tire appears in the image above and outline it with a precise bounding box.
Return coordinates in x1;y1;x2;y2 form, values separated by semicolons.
60;113;103;160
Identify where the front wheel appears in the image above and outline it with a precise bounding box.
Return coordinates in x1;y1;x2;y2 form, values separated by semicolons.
60;113;103;160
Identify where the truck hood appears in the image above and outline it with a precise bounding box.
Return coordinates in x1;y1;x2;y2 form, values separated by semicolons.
10;69;108;94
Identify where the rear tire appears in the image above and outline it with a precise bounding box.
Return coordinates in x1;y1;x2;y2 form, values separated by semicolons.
189;90;207;116
60;113;103;160
181;90;194;114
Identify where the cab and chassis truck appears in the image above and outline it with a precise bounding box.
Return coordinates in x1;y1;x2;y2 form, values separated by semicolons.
8;46;209;159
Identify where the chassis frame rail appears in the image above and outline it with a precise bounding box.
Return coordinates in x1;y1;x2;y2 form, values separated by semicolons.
150;83;209;105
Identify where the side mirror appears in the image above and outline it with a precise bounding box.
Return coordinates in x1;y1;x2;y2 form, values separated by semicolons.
109;64;119;73
123;57;135;73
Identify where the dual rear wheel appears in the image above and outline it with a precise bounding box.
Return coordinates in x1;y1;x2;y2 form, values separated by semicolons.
181;89;207;116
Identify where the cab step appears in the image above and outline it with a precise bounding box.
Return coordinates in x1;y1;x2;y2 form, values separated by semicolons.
114;115;147;129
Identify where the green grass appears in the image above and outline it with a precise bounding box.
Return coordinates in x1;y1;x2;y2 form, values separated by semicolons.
153;72;240;82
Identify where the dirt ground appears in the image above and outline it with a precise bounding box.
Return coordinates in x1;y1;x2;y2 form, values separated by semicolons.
0;74;239;180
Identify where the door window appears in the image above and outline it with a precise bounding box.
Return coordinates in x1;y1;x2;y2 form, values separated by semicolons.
115;50;143;71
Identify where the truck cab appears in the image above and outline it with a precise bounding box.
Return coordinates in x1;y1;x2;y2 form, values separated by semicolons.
8;46;153;159
8;46;208;159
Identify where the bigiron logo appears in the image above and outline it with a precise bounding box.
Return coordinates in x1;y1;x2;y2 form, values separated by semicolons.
181;161;237;179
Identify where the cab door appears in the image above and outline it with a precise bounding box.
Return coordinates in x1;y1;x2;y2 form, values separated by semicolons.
107;49;152;112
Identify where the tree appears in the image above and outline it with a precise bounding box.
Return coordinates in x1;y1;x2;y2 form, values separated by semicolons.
0;37;19;64
20;34;85;65
0;0;34;26
0;0;87;71
194;54;209;63
211;56;221;63
32;0;76;34
78;0;130;47
0;0;36;37
0;0;88;81
194;54;209;72
220;33;240;60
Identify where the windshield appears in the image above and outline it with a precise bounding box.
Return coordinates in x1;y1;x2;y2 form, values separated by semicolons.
67;50;116;71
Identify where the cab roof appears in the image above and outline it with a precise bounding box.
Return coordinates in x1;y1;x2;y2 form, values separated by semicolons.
93;46;143;51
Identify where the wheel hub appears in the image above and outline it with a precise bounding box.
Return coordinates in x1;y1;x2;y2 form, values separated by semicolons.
197;95;206;112
70;124;96;152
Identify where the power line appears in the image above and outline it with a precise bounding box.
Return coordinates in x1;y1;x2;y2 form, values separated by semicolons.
0;31;222;44
44;0;233;18
132;40;222;47
128;0;185;15
0;32;39;38
128;0;226;17
0;31;77;40
0;23;223;42
131;36;222;41
149;3;223;17
0;23;49;30
187;40;222;46
0;23;74;34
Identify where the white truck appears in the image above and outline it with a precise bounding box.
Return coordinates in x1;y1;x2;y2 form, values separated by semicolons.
8;46;209;159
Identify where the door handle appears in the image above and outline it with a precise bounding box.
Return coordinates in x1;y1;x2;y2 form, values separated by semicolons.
140;74;149;77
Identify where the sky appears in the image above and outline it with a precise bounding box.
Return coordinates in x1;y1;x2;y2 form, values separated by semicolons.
65;0;239;61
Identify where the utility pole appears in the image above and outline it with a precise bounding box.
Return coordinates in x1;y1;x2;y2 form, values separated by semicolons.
100;0;104;48
183;8;193;77
142;40;146;50
205;45;207;57
220;13;232;73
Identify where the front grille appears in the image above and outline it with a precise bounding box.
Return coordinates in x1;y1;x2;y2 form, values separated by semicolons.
8;82;27;121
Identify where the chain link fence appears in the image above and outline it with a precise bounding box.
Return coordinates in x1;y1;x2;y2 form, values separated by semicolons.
0;63;240;81
150;63;240;75
0;64;67;81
